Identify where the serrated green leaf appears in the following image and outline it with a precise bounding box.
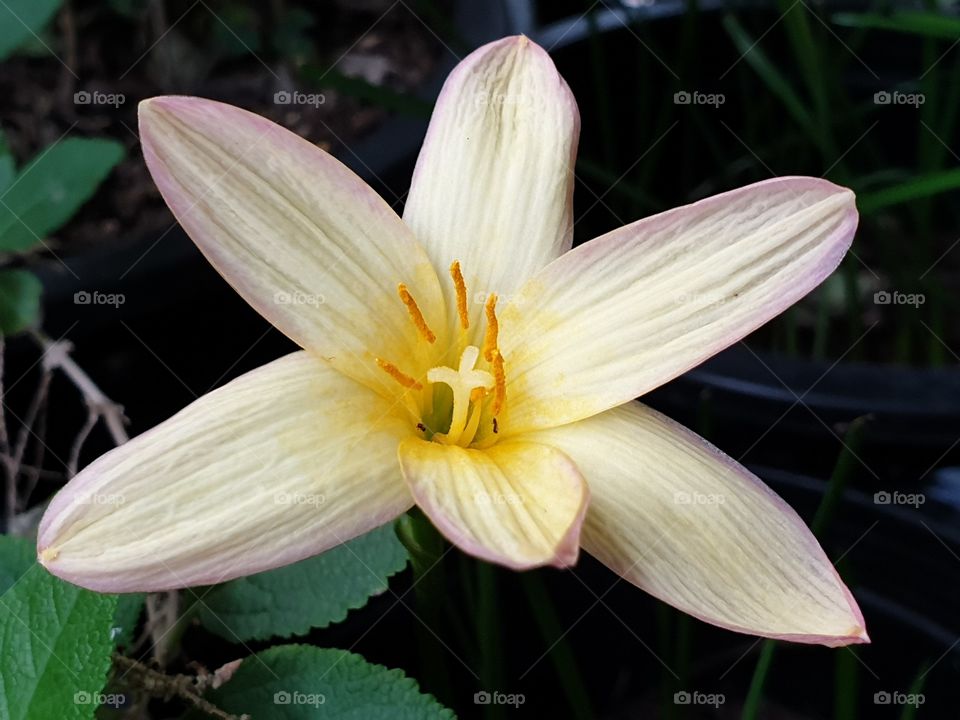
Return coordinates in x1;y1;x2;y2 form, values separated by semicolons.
0;137;124;253
0;269;42;335
208;645;455;719
0;0;62;62
199;523;408;642
0;538;118;720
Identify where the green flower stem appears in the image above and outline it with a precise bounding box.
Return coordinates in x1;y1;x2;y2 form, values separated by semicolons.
520;571;594;720
396;509;454;704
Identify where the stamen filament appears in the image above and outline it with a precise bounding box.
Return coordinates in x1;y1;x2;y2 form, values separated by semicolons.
376;358;423;390
450;261;469;331
482;293;499;361
397;283;436;343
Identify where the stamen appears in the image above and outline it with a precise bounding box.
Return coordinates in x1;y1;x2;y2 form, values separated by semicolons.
376;358;423;390
482;293;499;361
397;283;436;343
450;261;469;331
491;350;506;416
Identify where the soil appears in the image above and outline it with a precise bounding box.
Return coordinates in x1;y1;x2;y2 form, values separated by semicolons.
0;0;442;259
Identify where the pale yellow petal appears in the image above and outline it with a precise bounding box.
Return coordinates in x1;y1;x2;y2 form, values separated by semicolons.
139;97;446;395
397;438;588;569
501;177;857;432
530;402;867;646
403;36;579;333
38;352;413;592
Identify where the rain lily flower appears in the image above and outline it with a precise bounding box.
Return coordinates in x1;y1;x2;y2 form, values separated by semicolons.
38;36;867;646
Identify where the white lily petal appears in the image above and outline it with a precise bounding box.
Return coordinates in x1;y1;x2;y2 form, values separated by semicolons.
403;36;579;332
530;402;868;646
500;177;858;433
139;97;446;395
38;352;413;592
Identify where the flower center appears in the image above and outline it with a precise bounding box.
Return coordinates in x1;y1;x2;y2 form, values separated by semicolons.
375;261;506;448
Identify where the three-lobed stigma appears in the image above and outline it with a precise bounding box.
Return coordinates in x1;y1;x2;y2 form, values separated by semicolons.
375;261;507;447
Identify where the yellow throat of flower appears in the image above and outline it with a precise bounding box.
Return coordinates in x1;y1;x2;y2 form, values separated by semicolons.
375;261;506;448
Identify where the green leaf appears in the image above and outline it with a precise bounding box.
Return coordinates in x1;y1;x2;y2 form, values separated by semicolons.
0;269;42;335
199;523;408;642
857;167;960;213
833;11;960;40
0;0;62;62
0;137;124;253
0;538;118;720
0;534;35;595
207;645;455;719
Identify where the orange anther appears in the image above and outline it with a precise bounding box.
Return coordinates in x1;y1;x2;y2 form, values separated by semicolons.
490;350;506;417
375;358;423;390
482;293;499;362
450;261;469;331
397;283;436;343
